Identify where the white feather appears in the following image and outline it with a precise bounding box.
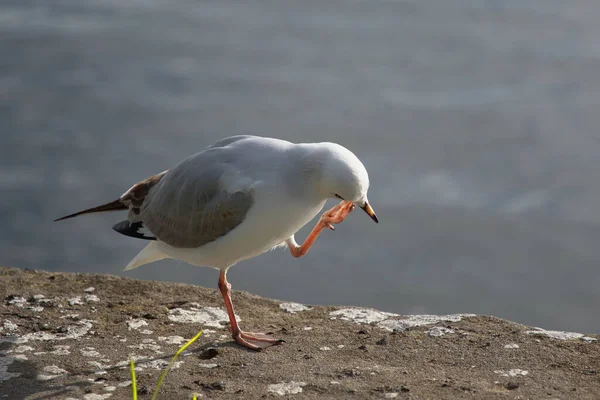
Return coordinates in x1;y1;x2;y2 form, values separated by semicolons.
124;241;168;271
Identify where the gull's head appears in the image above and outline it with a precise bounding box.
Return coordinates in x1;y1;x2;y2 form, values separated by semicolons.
313;142;378;223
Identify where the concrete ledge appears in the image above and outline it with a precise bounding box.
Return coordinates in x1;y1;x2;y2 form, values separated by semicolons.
1;267;599;399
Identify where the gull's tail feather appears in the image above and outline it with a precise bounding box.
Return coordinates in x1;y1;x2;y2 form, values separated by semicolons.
54;199;126;222
124;242;168;271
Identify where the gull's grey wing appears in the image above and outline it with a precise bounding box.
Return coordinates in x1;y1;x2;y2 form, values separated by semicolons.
57;136;259;246
130;159;254;249
203;135;257;150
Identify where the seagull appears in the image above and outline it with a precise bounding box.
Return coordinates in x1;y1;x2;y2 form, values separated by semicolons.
55;135;378;350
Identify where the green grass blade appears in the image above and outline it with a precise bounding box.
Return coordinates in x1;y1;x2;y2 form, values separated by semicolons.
130;357;138;400
192;393;199;400
151;330;203;400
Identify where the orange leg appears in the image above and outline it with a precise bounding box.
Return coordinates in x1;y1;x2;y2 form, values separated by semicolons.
288;201;355;258
218;270;284;351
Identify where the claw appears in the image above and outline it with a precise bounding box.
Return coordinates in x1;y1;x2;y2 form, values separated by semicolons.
233;331;285;351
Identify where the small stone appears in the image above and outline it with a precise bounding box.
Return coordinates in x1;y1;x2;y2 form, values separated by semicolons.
7;296;27;306
168;307;233;328
376;337;388;345
84;394;112;400
504;343;519;349
126;319;148;330
67;297;83;306
14;345;34;353
506;382;520;390
54;326;69;334
199;347;219;360
39;323;52;331
2;321;19;332
37;365;68;381
137;386;149;395
279;302;311;313
494;369;529;377
342;369;361;377
36;298;55;306
159;335;186;345
427;327;454;337
84;287;95;293
202;381;226;391
84;295;100;303
319;346;332;351
267;382;305;396
81;349;101;357
49;345;71;356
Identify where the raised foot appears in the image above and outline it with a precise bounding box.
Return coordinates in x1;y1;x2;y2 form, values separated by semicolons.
232;331;285;351
321;201;355;230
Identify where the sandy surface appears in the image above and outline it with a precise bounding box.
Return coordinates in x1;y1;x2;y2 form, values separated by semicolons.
1;267;599;399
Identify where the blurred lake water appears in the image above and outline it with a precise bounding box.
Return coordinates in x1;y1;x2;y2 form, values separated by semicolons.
2;0;600;333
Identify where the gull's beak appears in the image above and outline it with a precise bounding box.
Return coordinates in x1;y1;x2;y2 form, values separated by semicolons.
360;202;379;223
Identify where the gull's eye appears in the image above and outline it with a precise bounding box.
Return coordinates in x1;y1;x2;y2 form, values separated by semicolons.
334;194;344;200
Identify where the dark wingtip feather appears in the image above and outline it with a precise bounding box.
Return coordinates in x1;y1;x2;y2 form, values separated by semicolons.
112;220;156;241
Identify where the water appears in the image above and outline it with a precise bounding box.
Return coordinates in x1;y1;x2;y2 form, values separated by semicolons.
2;0;600;333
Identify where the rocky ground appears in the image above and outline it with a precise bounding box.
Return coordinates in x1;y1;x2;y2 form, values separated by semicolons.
1;267;599;400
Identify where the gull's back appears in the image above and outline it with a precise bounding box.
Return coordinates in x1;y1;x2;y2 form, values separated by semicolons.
131;136;293;247
137;135;332;268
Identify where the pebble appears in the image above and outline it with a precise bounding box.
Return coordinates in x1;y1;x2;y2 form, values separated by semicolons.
376;337;388;345
199;347;219;360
